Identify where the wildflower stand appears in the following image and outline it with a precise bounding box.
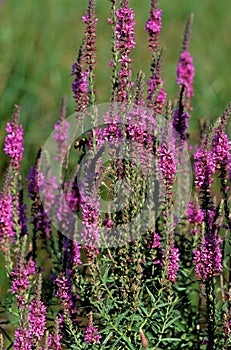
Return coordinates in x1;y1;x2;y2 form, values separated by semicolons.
0;0;230;349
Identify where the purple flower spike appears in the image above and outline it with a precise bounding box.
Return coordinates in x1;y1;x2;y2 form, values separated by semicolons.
114;1;135;101
28;298;46;340
4;105;24;170
158;143;176;188
47;315;63;350
14;325;32;350
212;129;231;171
193;233;222;280
145;0;162;52
82;0;98;71
163;244;180;283
177;51;194;102
115;5;135;54
84;314;101;345
187;201;204;225
194;148;215;191
0;193;15;249
55;274;74;315
71;45;90;111
11;260;36;307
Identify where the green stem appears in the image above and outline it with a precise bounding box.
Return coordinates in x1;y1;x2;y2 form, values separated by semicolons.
205;277;216;350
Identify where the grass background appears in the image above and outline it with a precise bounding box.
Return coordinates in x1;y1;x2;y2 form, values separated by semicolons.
0;0;230;179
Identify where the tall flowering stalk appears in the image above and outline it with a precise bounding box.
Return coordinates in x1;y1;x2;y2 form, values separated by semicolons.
0;190;15;252
114;0;135;102
84;312;101;345
71;45;90;112
1;1;231;348
82;0;97;104
173;14;194;143
28;274;47;344
3;106;26;253
71;0;97;110
157;142;180;283
4;105;24;171
176;13;195;110
46;315;63;350
147;51;166;114
193;131;223;348
145;0;162;53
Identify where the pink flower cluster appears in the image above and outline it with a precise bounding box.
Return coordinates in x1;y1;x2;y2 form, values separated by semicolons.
0;193;15;246
164;245;180;283
11;260;36;307
177;50;194;102
187;201;204;226
28;298;47;340
84;324;101;344
4;119;24;169
194;148;215;190
193;233;222;280
71;61;89;110
212;129;231;170
115;5;135;53
158;144;176;187
145;3;162;52
147;74;166;114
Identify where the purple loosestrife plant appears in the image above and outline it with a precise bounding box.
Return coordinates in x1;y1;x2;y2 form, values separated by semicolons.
145;0;162;53
114;0;135;102
147;52;167;114
84;313;101;345
1;1;231;349
0;192;15;250
4;105;24;171
176;14;195;109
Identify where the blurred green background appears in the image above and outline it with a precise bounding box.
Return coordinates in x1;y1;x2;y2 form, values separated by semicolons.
0;0;230;180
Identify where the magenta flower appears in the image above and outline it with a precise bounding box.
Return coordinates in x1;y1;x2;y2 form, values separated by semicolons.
4;105;24;169
115;5;135;54
11;260;36;307
150;232;161;249
47;316;63;350
158;144;176;188
163;245;180;283
28;298;46;340
81;202;100;261
84;324;101;344
147;71;166;114
115;1;135;101
145;0;162;52
0;193;15;247
177;51;194;102
55;274;74;315
212;129;231;170
194;148;215;190
72;241;82;266
187;201;204;225
193;233;222;280
71;51;90;111
82;0;98;70
14;326;32;350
